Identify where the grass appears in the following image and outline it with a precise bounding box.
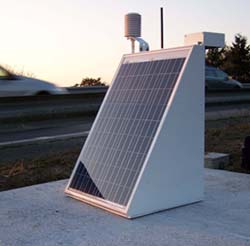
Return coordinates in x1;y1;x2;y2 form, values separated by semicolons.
206;117;250;174
1;117;250;192
0;149;79;192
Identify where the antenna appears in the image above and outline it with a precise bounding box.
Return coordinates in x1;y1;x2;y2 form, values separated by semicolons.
160;7;164;49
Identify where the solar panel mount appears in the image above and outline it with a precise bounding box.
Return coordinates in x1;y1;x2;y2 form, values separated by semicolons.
65;45;204;218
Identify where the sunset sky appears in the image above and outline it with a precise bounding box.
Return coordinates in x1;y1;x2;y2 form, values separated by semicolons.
1;0;249;86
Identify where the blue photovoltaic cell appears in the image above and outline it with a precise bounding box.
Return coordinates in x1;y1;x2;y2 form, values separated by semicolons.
69;57;185;206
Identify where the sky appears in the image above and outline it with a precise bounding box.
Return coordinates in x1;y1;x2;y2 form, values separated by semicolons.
1;0;249;86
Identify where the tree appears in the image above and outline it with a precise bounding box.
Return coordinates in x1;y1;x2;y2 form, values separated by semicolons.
222;34;250;82
206;47;226;68
79;77;106;86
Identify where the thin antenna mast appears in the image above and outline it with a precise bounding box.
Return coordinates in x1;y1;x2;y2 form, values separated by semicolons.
160;7;164;49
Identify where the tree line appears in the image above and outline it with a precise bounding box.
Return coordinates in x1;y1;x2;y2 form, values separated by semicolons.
74;77;106;87
206;34;250;83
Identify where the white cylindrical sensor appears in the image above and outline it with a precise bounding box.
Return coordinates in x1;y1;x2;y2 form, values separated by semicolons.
125;13;141;38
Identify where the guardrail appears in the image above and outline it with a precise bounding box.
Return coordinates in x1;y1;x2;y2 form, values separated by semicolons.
2;87;250;123
66;86;250;94
0;91;106;123
66;86;109;94
241;83;250;89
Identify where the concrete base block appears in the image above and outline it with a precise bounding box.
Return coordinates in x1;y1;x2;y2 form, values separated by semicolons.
1;169;250;246
205;152;230;169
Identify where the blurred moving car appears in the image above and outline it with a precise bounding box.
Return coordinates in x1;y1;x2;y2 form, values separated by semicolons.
0;66;68;97
205;66;243;90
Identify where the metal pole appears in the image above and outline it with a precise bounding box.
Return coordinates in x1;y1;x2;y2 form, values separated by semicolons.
131;39;135;53
160;7;164;49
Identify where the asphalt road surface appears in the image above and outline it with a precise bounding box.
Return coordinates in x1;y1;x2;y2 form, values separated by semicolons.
1;105;250;163
2;104;250;145
0;116;95;143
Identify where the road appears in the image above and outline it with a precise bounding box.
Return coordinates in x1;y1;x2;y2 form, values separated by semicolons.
1;103;250;145
2;92;250;145
1;103;250;163
0;117;93;162
0;116;94;143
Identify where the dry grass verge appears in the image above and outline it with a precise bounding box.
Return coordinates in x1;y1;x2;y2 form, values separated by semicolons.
1;117;250;191
206;117;250;174
0;149;79;192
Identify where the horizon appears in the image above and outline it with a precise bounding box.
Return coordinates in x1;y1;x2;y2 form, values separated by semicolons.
1;0;250;86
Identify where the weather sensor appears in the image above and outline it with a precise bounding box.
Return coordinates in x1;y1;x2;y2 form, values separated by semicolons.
65;44;204;218
124;13;149;53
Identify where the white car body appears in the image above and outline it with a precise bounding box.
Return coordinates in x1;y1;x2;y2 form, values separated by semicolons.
0;66;68;97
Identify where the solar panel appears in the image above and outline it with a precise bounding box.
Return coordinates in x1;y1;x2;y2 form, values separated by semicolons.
65;46;204;218
68;58;185;206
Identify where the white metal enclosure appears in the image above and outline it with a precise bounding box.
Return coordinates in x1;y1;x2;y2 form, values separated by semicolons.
65;45;204;218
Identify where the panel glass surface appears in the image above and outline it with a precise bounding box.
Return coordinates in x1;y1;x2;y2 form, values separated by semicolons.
69;57;185;206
